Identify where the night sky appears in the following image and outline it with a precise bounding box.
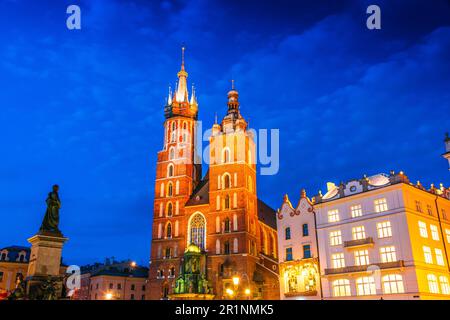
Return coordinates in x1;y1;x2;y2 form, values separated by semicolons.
1;0;449;266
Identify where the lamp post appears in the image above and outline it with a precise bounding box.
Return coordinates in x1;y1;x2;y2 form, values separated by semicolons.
105;292;113;300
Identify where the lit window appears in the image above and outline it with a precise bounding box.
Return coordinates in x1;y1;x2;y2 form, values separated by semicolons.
439;276;450;295
418;221;428;238
328;209;340;223
435;249;445;266
332;279;351;297
285;247;293;261
415;200;422;213
354;249;370;266
423;246;433;264
377;221;392;238
380;246;397;263
446;229;450;244
430;225;439;241
285;227;291;240
382;274;404;294
352;226;366;240
374;198;388;213
427;205;433;216
329;230;342;246
427;274;439;294
350;205;362;218
331;253;345;269
356;277;376;296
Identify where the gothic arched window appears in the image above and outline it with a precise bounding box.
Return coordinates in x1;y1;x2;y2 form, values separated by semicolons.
224;241;230;255
167;202;173;217
222;148;230;163
223;174;231;189
171;122;176;142
166;223;172;238
224;217;231;233
224;195;230;210
165;247;171;258
182;122;187;142
167;183;173;197
168;164;174;177
169;148;175;160
189;213;206;250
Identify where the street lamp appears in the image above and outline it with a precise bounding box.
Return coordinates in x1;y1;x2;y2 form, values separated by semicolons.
232;276;240;286
244;288;251;297
105;292;113;300
130;261;137;268
226;288;234;298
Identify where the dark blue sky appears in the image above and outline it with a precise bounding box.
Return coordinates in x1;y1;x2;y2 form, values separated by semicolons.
1;0;449;266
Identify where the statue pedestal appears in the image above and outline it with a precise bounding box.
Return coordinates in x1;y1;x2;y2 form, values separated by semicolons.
26;231;68;299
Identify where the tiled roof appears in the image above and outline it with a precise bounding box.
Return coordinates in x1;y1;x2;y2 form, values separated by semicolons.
0;245;30;263
91;267;149;278
185;177;210;206
257;199;277;230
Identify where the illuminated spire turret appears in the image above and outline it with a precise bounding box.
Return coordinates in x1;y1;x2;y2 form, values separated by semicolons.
220;80;247;132
175;46;189;102
164;46;198;119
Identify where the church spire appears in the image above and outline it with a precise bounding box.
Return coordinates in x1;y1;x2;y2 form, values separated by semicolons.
176;46;189;102
227;79;240;116
190;84;197;106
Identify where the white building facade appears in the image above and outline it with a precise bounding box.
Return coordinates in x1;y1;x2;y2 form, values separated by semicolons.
276;190;321;299
314;172;450;300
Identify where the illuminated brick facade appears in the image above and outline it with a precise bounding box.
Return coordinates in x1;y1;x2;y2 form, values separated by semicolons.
147;50;279;300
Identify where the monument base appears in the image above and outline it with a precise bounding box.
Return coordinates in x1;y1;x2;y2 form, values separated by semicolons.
26;274;65;300
26;231;68;300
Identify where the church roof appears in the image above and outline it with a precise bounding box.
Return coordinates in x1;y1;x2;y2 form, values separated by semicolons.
91;266;149;278
184;173;277;230
0;245;30;263
257;199;277;230
185;174;210;206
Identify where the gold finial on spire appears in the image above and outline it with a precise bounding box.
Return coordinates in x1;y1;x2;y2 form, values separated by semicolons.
181;45;186;71
231;79;235;90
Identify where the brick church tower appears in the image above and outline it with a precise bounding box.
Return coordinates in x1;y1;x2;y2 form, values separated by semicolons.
147;49;279;300
147;48;201;299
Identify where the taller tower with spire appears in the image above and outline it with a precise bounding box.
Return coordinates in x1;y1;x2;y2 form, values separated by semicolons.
148;47;201;299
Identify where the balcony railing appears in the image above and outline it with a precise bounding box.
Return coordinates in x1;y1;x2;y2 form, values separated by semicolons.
344;237;374;248
324;260;405;275
284;290;318;297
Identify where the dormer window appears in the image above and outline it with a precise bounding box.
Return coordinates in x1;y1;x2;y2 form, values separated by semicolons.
0;251;8;261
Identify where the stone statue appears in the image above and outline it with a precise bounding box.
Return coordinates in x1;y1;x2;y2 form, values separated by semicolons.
39;185;61;234
41;278;59;300
7;274;26;300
